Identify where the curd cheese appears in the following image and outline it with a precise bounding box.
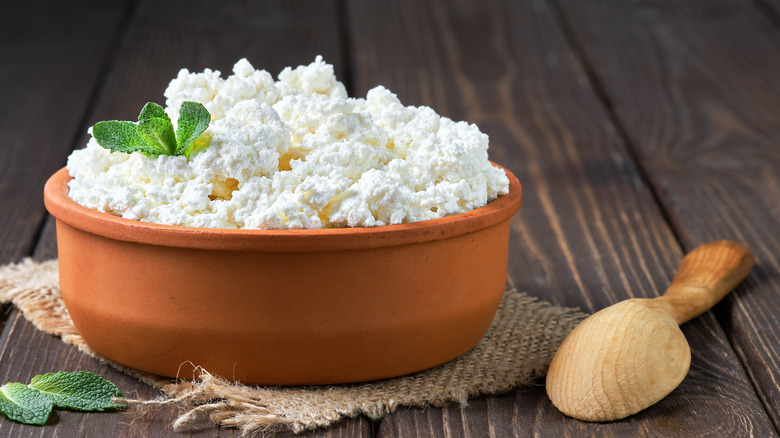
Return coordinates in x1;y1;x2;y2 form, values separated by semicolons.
66;57;510;229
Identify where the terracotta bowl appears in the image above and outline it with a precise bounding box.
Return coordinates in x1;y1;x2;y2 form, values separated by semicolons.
43;165;522;385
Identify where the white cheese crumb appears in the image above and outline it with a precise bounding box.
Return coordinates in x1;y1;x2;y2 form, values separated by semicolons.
66;57;510;229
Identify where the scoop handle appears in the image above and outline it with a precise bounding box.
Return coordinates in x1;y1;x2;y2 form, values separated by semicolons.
656;241;754;325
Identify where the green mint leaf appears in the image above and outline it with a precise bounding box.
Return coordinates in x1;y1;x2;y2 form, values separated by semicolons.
138;117;177;155
92;101;211;158
138;102;169;123
0;382;53;425
93;121;162;156
175;101;211;157
29;371;124;412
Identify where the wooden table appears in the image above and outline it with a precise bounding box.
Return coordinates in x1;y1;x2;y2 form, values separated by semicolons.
2;0;779;436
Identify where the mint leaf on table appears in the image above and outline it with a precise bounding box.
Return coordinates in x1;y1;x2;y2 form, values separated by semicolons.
92;101;211;158
175;101;211;157
29;371;124;412
0;382;53;425
0;371;123;426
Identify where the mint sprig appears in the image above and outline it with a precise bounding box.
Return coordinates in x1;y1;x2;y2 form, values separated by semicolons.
0;371;123;425
93;101;211;158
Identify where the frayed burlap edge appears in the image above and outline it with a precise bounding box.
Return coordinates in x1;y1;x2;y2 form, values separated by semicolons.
0;258;585;436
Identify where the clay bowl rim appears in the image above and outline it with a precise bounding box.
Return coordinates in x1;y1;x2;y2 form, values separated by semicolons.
44;163;522;252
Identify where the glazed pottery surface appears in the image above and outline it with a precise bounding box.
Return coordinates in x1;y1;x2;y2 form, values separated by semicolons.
43;165;522;385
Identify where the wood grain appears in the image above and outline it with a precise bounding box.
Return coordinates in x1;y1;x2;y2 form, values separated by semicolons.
0;0;372;436
756;0;780;21
346;0;777;435
661;241;754;324
0;0;130;368
3;0;779;436
0;0;129;264
554;0;780;430
79;0;346;141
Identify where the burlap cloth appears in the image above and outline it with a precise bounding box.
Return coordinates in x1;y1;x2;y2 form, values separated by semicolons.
0;258;584;436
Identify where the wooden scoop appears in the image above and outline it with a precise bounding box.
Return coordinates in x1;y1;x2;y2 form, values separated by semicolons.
546;241;754;422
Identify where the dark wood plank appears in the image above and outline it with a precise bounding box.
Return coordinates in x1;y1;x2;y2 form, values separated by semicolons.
0;0;129;263
346;0;777;435
554;0;780;431
0;0;372;436
81;0;346;136
757;0;780;20
0;0;130;362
